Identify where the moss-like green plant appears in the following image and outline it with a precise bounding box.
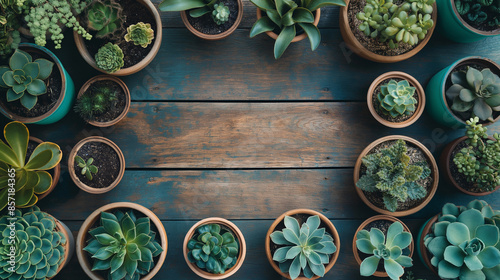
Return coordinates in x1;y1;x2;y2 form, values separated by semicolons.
0;206;67;280
86;0;123;38
0;121;62;211
377;79;417;118
75;155;98;180
446;66;500;122
124;22;154;48
187;223;239;274
270;215;337;280
83;210;164;280
356;221;413;280
0;0;23;57
95;42;124;73
0;48;54;110
212;3;229;25
356;139;431;212
456;0;500;28
74;85;118;120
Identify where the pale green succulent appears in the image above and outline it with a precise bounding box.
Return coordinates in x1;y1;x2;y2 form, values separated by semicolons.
377;79;417;117
124;22;154;48
95;42;124;73
212;3;229;25
356;221;413;280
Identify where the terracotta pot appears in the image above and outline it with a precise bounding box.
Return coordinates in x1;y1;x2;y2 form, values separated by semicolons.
68;136;125;194
352;215;414;278
76;202;168;280
183;217;246;279
440;136;500;196
353;135;439;216
265;209;340;280
367;72;425;128
416;215;439;276
256;8;321;43
74;0;163;76
181;0;243;40
339;0;437;63
30;136;61;201
77;75;131;127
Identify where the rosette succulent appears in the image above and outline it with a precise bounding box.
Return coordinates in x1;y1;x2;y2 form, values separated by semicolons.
0;48;54;110
377;79;418;117
356;221;413;280
86;0;123;38
95;43;124;73
0;206;67;280
83;210;164;280
124;22;154;48
75;156;98;180
270;215;337;280
212;3;229;25
74;85;118;120
186;223;239;274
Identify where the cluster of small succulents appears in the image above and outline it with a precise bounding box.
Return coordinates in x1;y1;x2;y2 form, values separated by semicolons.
74;85;118;119
356;139;431;212
75;156;98;180
159;0;231;25
356;0;435;49
377;79;418;117
86;0;123;39
124;22;155;48
456;0;500;28
95;42;124;73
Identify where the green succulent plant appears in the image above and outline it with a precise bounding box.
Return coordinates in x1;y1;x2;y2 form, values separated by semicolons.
86;0;123;39
424;200;500;280
124;22;155;48
0;206;67;280
74;85;118;120
158;0;229;25
75;156;98;180
446;66;500;122
453;117;500;192
356;221;413;280
250;0;347;59
270;215;337;280
95;42;124;74
356;0;435;49
356;139;431;212
212;3;229;25
0;48;54;110
0;121;62;211
83;210;164;280
186;223;239;274
456;0;500;28
0;0;23;57
377;79;418;118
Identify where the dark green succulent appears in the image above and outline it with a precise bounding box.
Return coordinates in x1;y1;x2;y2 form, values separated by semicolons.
86;0;123;38
0;0;23;57
455;0;500;28
75;156;98;180
95;43;124;74
74;85;118;120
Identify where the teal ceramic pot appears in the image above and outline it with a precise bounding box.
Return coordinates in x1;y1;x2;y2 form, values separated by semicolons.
437;0;500;42
425;56;500;128
0;43;75;124
416;215;439;276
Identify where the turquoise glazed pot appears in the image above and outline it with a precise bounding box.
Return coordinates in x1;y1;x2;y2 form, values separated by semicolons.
425;56;500;128
0;43;75;124
437;0;500;42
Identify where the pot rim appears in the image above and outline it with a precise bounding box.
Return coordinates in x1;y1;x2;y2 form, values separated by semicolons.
256;8;321;43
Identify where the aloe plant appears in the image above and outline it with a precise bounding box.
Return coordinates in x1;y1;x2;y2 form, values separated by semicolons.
0;121;62;211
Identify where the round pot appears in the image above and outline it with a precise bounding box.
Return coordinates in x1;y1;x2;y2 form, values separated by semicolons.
0;43;75;124
76;202;168;280
440;136;500;196
416;214;439;276
353;135;439;216
425;56;500;128
30;136;61;201
265;209;340;280
367;71;426;128
181;0;244;40
437;0;500;43
256;8;321;43
77;75;131;127
183;217;246;279
339;0;437;63
352;215;414;278
68;136;125;194
55;218;75;273
74;0;163;76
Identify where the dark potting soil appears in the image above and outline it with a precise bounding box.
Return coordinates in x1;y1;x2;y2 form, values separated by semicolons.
186;0;239;35
75;141;120;189
81;80;126;123
359;140;433;212
82;0;156;68
347;0;427;56
372;78;419;123
0;51;62;118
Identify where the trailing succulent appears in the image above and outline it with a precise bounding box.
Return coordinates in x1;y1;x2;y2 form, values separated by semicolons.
86;0;123;39
95;42;124;73
83;210;164;280
455;0;500;28
75;156;98;180
377;79;418;118
453;117;500;192
0;121;62;211
159;0;231;25
74;85;118;120
356;221;413;280
356;139;431;212
124;22;155;48
424;200;500;280
0;0;23;57
270;215;337;280
446;66;500;122
0;49;54;110
250;0;346;59
356;0;435;49
186;223;239;274
0;206;67;280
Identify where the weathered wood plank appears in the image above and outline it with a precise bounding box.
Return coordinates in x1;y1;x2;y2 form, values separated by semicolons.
52;220;439;280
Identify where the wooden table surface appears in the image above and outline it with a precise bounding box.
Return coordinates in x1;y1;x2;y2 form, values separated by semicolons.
5;1;500;279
